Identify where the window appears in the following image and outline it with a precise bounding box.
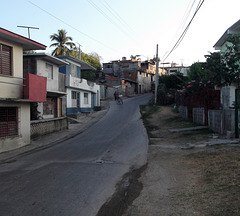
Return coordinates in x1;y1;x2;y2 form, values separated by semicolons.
0;44;12;76
46;63;53;79
0;107;18;137
84;93;89;104
71;91;77;107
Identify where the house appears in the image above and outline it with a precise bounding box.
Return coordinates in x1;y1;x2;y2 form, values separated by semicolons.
0;28;46;153
23;53;68;119
102;57;156;95
213;19;240;109
164;63;189;76
57;55;100;115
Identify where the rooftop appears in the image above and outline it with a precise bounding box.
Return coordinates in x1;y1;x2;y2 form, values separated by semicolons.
0;27;46;51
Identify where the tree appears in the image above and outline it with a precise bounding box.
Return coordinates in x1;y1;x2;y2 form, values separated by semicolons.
204;52;223;85
187;62;207;82
81;52;102;71
130;55;137;60
50;29;75;56
221;34;240;85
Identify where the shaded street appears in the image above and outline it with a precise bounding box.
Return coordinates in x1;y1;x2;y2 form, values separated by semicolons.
0;94;152;216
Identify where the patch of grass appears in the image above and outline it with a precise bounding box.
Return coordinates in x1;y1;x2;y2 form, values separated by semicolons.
181;147;240;216
140;105;162;135
140;105;161;118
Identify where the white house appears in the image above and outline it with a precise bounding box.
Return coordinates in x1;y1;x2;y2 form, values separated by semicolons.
214;19;240;109
23;53;68;119
0;28;46;153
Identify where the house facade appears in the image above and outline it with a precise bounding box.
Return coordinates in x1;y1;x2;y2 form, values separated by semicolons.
58;55;100;115
0;28;46;153
23;53;68;119
164;63;189;76
103;57;156;95
214;19;240;109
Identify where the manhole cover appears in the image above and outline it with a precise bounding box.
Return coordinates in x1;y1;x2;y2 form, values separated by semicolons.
93;159;113;164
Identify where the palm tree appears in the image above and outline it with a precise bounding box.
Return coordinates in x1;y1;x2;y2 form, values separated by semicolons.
50;29;75;56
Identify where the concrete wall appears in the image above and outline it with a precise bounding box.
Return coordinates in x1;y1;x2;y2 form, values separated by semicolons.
178;106;188;119
0;39;23;99
191;108;236;135
208;110;223;134
138;72;154;93
193;107;205;125
221;85;236;109
0;102;30;153
31;117;68;139
36;59;59;92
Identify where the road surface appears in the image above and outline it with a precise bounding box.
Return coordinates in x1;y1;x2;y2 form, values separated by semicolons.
0;94;152;216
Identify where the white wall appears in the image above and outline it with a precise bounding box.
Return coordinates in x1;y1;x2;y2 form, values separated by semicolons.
0;39;23;99
0;102;30;153
36;59;59;92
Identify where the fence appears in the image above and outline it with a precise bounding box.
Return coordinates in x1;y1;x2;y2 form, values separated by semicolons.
179;106;236;136
193;107;205;125
31;117;68;139
178;106;188;119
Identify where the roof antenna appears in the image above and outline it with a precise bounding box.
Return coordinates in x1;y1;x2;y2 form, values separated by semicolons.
17;25;39;39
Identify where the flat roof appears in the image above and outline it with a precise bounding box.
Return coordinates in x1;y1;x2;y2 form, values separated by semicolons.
23;53;68;66
0;27;46;51
57;55;97;71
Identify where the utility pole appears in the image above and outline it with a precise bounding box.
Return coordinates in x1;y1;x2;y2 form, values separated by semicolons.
77;43;82;60
17;25;39;39
154;44;159;104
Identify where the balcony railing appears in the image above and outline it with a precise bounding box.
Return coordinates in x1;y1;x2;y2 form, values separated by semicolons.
24;73;47;102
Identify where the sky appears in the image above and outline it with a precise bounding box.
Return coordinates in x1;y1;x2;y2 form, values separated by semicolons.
1;0;240;66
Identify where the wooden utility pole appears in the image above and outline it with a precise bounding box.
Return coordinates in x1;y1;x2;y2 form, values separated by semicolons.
154;44;159;104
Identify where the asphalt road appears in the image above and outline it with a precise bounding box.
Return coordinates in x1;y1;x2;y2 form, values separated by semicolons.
0;93;152;216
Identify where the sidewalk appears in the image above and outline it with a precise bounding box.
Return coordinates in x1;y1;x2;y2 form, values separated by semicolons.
0;100;110;164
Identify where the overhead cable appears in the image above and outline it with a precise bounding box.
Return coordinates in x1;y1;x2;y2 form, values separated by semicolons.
27;0;117;51
161;0;205;63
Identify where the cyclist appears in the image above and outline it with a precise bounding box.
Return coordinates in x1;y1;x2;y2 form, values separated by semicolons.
117;93;123;104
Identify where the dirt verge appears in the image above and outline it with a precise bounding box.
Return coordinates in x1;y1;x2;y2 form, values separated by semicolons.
97;105;240;216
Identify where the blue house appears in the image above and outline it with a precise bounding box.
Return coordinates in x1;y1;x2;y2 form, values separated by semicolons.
57;55;100;115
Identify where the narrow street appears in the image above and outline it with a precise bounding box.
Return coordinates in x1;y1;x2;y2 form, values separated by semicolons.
0;94;152;216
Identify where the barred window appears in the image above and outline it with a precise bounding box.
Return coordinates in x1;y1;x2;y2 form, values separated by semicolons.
0;107;18;137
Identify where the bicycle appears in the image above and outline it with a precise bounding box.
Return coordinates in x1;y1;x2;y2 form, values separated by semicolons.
116;96;123;105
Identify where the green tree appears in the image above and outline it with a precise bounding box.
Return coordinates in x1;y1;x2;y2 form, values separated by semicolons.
187;62;207;82
50;29;75;56
221;34;240;85
204;52;223;85
159;72;187;90
81;52;102;70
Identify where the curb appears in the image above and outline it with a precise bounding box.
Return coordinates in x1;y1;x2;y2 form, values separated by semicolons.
0;103;109;164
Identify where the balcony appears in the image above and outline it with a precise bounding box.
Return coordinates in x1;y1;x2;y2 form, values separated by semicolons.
24;73;47;102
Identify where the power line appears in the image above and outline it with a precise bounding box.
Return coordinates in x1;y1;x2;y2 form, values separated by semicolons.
161;0;205;63
179;0;197;33
101;0;134;33
27;0;117;52
87;0;133;39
